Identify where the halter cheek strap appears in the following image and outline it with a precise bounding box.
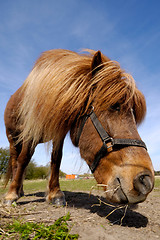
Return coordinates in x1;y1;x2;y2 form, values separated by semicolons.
76;109;147;173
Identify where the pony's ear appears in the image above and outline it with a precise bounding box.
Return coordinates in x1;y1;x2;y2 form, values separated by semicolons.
91;51;103;76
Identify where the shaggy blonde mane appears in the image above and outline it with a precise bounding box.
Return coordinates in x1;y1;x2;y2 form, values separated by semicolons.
18;49;146;147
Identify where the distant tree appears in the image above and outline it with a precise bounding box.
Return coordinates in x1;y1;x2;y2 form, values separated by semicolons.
25;160;49;179
25;160;37;179
0;147;10;179
59;170;66;178
0;149;66;180
33;166;49;179
25;160;66;179
79;173;93;178
155;171;160;176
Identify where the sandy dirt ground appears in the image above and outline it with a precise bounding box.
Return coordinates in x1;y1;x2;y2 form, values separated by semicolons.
1;187;160;240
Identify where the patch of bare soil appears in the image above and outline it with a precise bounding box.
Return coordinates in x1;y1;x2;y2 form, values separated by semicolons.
1;190;160;240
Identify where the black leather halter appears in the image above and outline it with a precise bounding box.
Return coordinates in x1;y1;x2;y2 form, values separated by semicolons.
76;108;147;173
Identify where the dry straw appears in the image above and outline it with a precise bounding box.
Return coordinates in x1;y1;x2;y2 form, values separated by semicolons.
90;183;128;225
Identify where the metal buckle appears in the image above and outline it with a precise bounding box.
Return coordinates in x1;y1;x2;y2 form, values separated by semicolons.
104;137;114;149
86;106;94;116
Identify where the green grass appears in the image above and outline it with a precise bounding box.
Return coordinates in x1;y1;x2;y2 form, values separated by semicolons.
1;177;160;196
1;213;79;240
60;178;96;192
0;178;97;197
22;178;96;193
0;177;160;195
154;176;160;189
23;179;48;193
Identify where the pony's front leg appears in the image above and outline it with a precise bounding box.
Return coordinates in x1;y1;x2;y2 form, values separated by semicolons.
46;140;66;206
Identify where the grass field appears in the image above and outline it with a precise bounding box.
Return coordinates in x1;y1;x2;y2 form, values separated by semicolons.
0;176;160;196
0;176;160;195
0;178;97;195
154;176;160;189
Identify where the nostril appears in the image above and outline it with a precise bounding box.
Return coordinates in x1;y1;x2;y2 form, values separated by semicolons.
139;175;145;184
133;173;154;195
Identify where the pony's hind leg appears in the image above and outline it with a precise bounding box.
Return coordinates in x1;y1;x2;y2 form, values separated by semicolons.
4;140;34;205
46;139;66;206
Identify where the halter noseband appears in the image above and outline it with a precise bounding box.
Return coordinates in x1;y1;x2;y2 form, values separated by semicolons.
76;107;147;173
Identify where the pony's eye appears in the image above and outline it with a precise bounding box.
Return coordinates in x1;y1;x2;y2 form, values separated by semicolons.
110;102;121;111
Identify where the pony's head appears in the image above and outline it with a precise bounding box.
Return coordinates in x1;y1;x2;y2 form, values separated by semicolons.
70;51;154;204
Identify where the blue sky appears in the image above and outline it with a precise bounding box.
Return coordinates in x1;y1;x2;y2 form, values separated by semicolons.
0;0;160;174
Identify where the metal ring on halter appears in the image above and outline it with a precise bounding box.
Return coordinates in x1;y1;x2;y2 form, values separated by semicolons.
86;105;94;116
104;137;114;149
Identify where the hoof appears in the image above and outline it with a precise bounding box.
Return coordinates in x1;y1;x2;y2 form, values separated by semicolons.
50;196;66;206
3;199;17;206
46;191;66;206
20;191;24;197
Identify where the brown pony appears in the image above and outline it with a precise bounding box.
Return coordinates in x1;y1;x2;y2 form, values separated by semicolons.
4;49;154;206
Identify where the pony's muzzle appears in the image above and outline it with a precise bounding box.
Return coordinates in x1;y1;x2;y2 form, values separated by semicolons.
133;172;154;195
107;170;154;204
